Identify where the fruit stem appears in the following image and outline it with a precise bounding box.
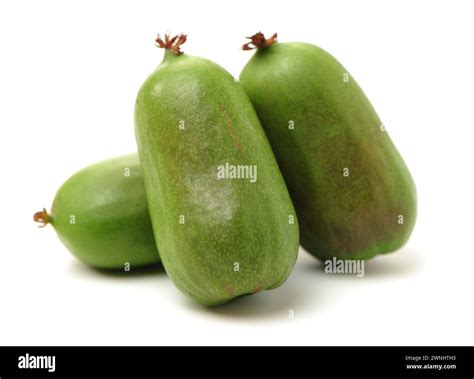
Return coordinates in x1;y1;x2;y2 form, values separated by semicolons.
155;33;187;55
33;208;50;228
242;32;277;50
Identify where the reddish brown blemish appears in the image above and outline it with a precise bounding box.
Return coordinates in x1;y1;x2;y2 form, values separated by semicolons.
242;32;277;50
155;33;187;55
33;208;50;228
223;284;235;295
220;107;245;157
252;282;262;293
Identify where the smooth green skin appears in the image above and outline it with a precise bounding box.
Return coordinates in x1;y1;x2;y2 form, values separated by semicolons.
50;154;160;269
240;42;417;261
135;50;299;306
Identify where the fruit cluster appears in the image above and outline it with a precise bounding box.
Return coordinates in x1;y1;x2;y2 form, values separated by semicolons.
35;32;417;307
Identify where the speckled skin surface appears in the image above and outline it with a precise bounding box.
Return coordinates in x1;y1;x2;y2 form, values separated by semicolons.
135;50;299;306
50;154;159;269
240;42;417;260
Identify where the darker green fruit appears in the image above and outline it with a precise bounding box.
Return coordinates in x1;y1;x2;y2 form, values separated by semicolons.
34;154;159;269
134;34;299;306
240;33;417;261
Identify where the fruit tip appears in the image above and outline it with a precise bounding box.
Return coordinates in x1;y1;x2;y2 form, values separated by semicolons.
33;208;50;228
155;33;187;55
242;32;278;50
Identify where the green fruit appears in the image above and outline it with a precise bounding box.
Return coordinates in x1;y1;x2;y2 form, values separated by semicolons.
240;33;417;261
34;154;160;269
134;34;299;306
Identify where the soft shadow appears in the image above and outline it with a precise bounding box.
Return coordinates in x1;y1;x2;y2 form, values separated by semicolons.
181;257;321;320
301;247;423;279
68;260;166;279
363;249;424;279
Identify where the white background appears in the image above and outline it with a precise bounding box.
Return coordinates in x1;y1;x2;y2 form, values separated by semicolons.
1;0;473;346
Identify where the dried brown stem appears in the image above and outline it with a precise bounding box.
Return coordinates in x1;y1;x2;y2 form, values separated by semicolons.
242;32;277;50
33;208;50;228
155;33;187;55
